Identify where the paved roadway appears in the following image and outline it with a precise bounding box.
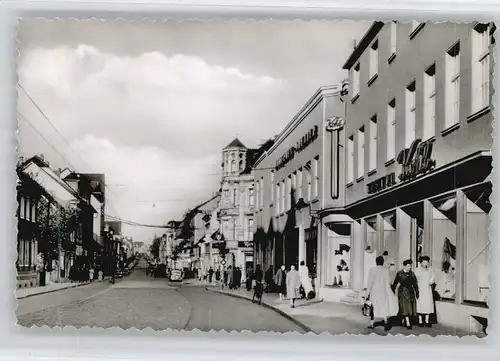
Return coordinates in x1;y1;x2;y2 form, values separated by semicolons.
16;258;304;333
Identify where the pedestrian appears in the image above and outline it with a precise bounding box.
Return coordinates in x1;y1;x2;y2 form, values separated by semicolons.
236;267;242;288
227;266;234;289
274;265;286;300
391;259;419;329
215;268;221;284
366;256;398;331
286;265;301;308
246;268;254;291
223;268;228;288
89;266;95;283
415;256;435;327
98;269;103;281
208;267;214;284
264;265;275;293
299;261;314;299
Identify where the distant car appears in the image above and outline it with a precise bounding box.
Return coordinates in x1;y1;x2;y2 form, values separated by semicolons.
169;269;183;282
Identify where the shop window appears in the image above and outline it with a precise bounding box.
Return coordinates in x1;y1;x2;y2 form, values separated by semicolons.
464;183;491;305
326;223;351;287
402;202;425;265
305;227;318;277
364;217;378;289
430;194;457;301
382;212;397;262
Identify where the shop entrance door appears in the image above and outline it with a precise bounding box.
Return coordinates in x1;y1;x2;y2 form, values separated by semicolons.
284;228;299;268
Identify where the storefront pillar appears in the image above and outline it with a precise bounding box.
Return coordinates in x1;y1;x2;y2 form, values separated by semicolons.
376;214;384;255
317;221;324;288
396;208;411;266
455;189;466;305
351;220;364;292
423;200;433;258
298;220;305;266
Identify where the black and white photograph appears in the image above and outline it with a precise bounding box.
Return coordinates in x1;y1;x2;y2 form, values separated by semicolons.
15;19;493;337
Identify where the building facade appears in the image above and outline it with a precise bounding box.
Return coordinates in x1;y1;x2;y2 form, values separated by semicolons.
252;85;347;291
219;139;257;280
339;21;493;331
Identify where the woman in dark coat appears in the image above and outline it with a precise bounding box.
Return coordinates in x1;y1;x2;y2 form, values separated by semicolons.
391;259;419;329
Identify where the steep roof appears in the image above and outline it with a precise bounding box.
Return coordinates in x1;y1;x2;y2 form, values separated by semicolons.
224;138;246;149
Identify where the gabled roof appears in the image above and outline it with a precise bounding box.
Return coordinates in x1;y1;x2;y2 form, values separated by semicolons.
224;138;246;149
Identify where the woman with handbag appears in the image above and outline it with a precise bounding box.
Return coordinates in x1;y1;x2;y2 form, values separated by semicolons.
415;256;436;327
366;256;398;331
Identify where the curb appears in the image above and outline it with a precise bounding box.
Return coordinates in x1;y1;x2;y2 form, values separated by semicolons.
16;280;105;300
207;287;315;334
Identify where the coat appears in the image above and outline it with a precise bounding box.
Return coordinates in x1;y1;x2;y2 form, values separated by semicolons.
299;265;313;295
286;269;301;299
274;269;286;293
415;267;435;314
367;265;398;319
392;270;419;317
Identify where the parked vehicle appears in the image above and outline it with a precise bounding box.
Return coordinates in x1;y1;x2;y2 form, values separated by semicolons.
169;269;183;282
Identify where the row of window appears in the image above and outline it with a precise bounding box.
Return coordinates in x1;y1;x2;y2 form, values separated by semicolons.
347;25;492;183
255;157;320;215
222;187;255;208
18;196;37;222
17;238;37;269
221;218;254;241
352;21;425;97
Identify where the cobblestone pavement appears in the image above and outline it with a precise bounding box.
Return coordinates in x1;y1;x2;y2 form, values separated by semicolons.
16;267;304;333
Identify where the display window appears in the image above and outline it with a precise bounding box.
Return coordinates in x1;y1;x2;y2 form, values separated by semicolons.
464;183;491;306
430;193;457;301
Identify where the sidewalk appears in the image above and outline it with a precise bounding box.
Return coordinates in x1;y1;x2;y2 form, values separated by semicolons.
209;287;477;337
16;281;101;299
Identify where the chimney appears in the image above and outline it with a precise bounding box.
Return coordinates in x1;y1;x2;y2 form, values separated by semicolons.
39;153;44;160
352;39;357;49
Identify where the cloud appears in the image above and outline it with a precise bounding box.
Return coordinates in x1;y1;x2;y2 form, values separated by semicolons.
71;135;221;242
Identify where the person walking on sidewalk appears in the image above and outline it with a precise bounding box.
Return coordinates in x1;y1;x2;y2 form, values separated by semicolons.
392;259;419;329
366;256;398;331
286;265;301;308
299;261;314;299
208;267;214;284
264;265;275;293
215;268;221;285
274;265;287;301
415;256;435;328
89;266;95;283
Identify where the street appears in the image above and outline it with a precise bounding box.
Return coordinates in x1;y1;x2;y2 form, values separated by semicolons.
16;259;305;333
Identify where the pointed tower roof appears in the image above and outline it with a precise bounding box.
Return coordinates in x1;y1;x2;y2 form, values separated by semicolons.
224;138;246;149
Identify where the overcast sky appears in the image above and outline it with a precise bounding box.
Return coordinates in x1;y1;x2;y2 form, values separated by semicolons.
17;19;369;244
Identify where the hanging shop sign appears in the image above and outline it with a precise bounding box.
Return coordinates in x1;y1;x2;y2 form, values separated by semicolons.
366;139;436;194
275;125;319;171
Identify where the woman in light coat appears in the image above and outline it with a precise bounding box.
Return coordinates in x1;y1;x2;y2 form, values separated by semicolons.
286;265;301;308
366;256;398;331
299;261;313;298
415;256;435;327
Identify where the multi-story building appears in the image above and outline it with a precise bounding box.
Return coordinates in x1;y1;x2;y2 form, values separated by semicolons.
219;138;274;280
252;86;347;292
340;21;493;332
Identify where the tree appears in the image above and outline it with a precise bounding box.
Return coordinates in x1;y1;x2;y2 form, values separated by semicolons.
37;197;79;269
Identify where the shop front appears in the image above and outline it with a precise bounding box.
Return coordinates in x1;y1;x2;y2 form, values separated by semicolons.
343;147;492;332
252;85;346;292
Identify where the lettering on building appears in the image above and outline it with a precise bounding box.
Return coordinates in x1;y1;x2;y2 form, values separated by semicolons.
275;125;319;170
397;139;436;182
367;173;397;194
366;139;436;194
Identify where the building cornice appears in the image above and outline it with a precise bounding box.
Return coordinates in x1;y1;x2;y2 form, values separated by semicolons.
342;21;385;70
253;85;340;168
